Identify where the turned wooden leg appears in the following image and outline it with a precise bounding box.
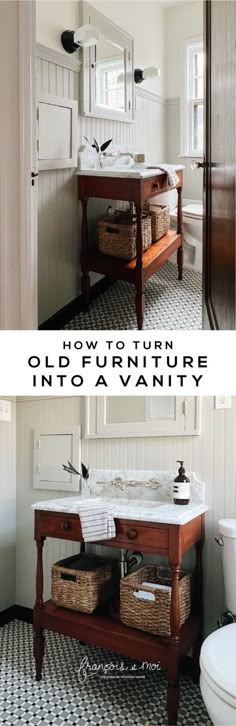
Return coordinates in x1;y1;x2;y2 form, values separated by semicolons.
167;656;179;725
33;537;45;681
177;186;183;281
167;563;181;725
177;246;183;281
34;628;45;682
136;290;144;331
135;206;144;329
81;198;90;310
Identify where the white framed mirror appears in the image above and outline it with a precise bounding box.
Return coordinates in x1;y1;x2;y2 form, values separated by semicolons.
80;1;134;122
84;397;201;438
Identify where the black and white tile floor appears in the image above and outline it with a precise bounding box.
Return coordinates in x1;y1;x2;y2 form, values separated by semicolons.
0;621;212;725
64;264;202;331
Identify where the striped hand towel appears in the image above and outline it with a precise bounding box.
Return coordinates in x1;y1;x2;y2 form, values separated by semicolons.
78;499;116;542
157;163;178;189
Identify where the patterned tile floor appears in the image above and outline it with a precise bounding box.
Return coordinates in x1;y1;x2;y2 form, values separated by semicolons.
64;264;202;331
0;621;212;725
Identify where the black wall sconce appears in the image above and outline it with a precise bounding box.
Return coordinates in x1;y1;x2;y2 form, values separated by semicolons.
61;24;100;54
134;66;161;84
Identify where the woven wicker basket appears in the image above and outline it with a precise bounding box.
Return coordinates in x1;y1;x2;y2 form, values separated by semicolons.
144;202;170;243
98;210;152;260
120;565;191;636
52;553;118;614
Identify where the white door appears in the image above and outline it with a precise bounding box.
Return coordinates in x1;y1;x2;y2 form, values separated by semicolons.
0;0;37;329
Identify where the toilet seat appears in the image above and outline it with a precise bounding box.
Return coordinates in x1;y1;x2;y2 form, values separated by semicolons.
200;624;236;707
182;203;203;219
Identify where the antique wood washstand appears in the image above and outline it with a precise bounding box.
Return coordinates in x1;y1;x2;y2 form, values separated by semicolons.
33;504;205;725
77;167;184;329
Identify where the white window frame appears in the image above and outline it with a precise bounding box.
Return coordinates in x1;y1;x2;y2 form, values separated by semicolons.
181;38;204;158
96;56;126;112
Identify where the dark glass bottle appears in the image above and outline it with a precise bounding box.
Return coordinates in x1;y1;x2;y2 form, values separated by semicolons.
173;460;190;505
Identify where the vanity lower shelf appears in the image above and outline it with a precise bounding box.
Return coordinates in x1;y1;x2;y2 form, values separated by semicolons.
41;599;201;668
86;230;181;284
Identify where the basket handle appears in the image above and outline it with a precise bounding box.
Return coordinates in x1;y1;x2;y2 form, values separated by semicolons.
60;572;80;583
105;225;120;234
133;584;163;600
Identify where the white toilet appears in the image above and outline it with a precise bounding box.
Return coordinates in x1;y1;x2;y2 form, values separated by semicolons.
170;200;203;273
200;519;236;725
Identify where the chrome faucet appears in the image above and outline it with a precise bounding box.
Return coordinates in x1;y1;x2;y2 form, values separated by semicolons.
106;476;161;493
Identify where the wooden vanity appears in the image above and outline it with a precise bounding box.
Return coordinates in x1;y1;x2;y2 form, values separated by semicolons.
78;168;183;329
33;505;205;725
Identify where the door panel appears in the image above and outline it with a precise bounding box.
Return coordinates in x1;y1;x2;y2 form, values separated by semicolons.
204;0;235;329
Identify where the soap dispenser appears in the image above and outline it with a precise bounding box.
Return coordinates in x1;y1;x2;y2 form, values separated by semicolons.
173;461;190;505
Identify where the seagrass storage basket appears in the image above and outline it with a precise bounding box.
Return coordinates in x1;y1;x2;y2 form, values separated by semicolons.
120;565;191;636
143;202;170;243
98;210;152;260
51;553;118;614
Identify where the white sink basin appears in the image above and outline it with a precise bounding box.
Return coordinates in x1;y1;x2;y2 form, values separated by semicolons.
96;497;167;510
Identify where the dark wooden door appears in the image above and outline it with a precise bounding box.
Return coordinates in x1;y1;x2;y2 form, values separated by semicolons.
203;0;235;329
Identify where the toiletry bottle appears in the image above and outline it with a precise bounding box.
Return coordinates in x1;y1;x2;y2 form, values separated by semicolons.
173;460;190;505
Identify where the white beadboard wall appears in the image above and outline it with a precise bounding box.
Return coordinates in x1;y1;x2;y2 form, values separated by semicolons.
15;396;236;636
37;48;166;324
0;401;16;611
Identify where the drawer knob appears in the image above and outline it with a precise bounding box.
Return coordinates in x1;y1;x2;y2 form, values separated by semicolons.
127;528;138;540
61;521;71;531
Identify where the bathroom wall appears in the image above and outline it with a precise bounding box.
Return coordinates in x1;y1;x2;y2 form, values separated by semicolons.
165;0;203;200
0;400;16;611
15;395;236;636
36;0;166;96
36;0;167;323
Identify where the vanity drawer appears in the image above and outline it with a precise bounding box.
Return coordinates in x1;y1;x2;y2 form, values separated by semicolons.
104;520;169;553
37;512;83;540
143;175;169;200
35;512;169;553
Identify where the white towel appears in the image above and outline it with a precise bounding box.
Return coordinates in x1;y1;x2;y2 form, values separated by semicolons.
78;499;116;542
157;163;178;189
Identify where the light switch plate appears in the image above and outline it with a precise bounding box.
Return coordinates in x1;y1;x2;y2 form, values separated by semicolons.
0;399;11;421
215;396;232;410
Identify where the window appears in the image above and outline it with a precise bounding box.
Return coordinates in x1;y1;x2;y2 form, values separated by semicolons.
182;40;204;156
95;57;125;112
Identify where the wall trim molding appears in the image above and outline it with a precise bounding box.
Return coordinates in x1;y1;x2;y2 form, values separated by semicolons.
0;605;33;626
135;86;166;105
38;275;115;330
0;606;17;626
37;43;82;73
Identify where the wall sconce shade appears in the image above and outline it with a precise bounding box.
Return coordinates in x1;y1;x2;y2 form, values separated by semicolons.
134;66;161;84
61;24;100;54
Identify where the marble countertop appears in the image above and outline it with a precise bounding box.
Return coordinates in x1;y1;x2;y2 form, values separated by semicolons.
32;496;208;526
76;164;185;180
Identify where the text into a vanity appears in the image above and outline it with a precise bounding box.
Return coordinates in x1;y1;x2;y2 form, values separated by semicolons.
28;336;207;392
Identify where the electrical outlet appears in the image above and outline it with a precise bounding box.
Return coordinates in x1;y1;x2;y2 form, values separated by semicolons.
0;399;11;421
215;396;232;410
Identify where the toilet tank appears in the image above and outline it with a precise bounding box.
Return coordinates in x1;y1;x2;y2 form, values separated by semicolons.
218;519;236;613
